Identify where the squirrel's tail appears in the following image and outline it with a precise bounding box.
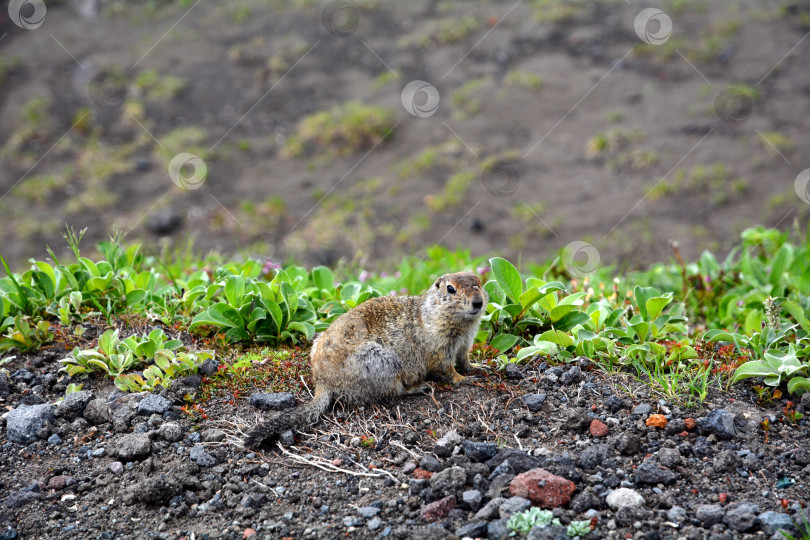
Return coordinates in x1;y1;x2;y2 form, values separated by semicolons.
244;389;331;448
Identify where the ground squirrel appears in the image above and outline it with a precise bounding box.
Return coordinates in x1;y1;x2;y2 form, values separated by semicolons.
244;271;487;447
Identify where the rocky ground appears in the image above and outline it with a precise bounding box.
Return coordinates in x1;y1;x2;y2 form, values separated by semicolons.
1;327;809;540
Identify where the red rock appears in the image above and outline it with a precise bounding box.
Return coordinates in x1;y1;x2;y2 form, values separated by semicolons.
684;418;696;430
677;431;689;437
412;468;433;480
646;414;667;429
243;529;257;539
589;419;609;437
509;468;576;508
47;475;74;491
421;495;456;522
718;493;728;503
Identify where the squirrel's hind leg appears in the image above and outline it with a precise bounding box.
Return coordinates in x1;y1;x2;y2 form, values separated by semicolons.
345;342;408;401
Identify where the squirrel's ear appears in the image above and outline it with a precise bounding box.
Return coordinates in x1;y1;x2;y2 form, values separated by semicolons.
434;278;442;289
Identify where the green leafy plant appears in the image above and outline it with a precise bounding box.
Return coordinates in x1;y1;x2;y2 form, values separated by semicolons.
0;315;53;353
114;349;211;392
507;507;560;534
567;520;592;537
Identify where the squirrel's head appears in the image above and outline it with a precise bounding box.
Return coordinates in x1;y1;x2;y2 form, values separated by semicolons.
427;272;487;321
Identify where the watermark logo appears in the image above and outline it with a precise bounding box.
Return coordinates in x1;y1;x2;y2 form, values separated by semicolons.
634;8;672;46
88;72;127;109
321;0;359;37
561;241;601;278
482;161;520;198
401;80;440;118
795;169;810;205
8;0;46;29
714;87;754;125
169;153;207;191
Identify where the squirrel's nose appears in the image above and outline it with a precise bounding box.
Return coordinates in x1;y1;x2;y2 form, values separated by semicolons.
472;298;483;311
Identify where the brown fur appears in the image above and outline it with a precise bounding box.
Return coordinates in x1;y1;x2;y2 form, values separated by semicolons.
244;272;487;447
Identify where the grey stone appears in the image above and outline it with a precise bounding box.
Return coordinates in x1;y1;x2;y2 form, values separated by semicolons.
801;392;810;409
138;394;171;415
635;461;677;485
566;408;591;431
0;372;9;396
420;454;443;472
487;518;510;540
456;521;488;538
606;488;645;510
189;444;217;467
11;369;35;385
560;366;582;385
200;428;225;442
615;433;642;456
279;430;295;445
473;496;505;521
658;447;681;468
579;443;610;469
499;496;531;519
667;506;688;523
527;525;569;540
696;504;725;526
56;390;95;420
723;502;760;532
504;363;524;380
357;506;380;518
158;422;184;442
570;491;601;513
713;450;741;472
240;492;267;508
523;393;547;412
6;404;54;444
113;433;152;461
367;517;382;531
92;447;106;457
82;398;110;425
486;449;544;474
198;357;218;375
605;395;625;412
248;392;297;411
793;446;810;466
632;403;652;415
430;466;466;493
434;430;462;457
461;489;482;511
122;474;181;505
3;490;40;509
487;473;515;499
47;433;62;445
109;462;124;475
462;440;497;462
699;408;752;439
757;511;796;535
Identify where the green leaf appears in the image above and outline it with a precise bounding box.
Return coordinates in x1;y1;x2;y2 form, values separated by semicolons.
645;293;672;322
787;376;810;396
489;333;521;352
98;329;119;356
483;280;506;306
633;286;659;321
225;275;245;307
247;307;267;333
312;266;335;292
206;303;244;329
489;257;522;304
126;289;147;308
552;311;590;332
537;329;573;348
769;243;793;288
516;341;558;360
340;283;361;303
782;300;810;333
266;301;283;332
731;360;775;384
287;321;315;341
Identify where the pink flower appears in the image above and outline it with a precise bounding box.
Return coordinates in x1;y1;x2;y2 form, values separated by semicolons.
359;270;370;282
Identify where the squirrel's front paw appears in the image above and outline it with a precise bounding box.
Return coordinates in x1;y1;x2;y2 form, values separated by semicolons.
450;371;469;386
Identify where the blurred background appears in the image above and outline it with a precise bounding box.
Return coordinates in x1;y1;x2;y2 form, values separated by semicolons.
0;0;808;272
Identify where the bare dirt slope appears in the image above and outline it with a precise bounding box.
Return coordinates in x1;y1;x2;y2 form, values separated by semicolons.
1;0;809;270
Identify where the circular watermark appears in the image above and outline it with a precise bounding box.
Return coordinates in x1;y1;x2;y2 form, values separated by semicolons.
634;8;672;45
8;0;46;29
320;0;360;37
401;80;440;118
482;161;521;198
88;71;127;109
795;169;810;205
561;241;601;278
714;87;754;126
169;153;207;191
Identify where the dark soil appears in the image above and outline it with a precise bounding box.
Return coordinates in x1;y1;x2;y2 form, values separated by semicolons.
1;321;809;539
1;1;810;271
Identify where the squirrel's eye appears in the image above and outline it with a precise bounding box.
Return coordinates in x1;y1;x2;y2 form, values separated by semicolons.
447;284;456;294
